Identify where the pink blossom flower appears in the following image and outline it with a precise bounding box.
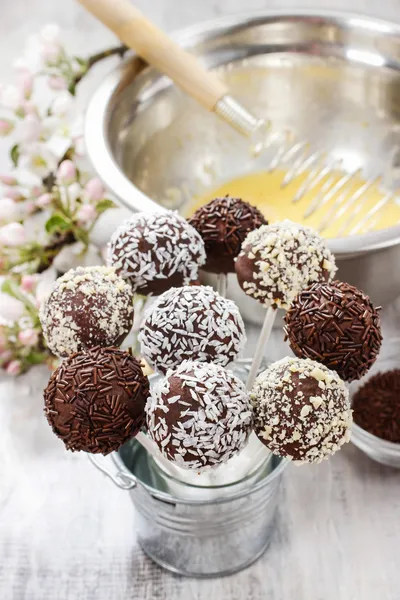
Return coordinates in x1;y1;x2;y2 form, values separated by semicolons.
18;72;34;99
73;135;85;157
0;119;14;136
0;292;25;322
0;350;12;364
0;222;26;246
84;178;105;202
4;188;22;201
18;328;38;346
0;175;17;186
21;274;36;292
0;198;20;222
57;160;76;185
35;193;53;208
19;115;41;143
77;203;97;223
48;76;67;91
6;360;22;375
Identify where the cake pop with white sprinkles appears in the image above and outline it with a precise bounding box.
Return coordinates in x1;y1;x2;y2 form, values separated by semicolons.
40;266;134;358
146;360;253;471
235;220;337;309
107;211;206;295
139;285;246;374
251;356;352;464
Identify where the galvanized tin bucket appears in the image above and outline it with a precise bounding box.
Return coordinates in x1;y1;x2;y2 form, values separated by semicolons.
90;360;287;577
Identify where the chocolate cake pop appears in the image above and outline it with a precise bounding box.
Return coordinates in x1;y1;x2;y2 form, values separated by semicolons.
188;196;267;273
44;346;149;455
251;356;352;463
40;266;134;358
284;280;382;382
235;220;337;309
146;360;253;470
107;211;206;295
139;285;246;374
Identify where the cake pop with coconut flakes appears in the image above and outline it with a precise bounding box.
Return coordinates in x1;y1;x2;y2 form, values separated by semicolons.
138;285;246;374
107;211;206;295
146;360;253;471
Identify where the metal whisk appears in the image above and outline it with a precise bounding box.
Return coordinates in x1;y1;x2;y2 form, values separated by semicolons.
79;0;399;237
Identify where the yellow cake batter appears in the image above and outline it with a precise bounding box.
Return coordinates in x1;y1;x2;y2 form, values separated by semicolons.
189;169;400;238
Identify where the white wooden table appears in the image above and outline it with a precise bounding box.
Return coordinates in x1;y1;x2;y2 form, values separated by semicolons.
1;1;400;599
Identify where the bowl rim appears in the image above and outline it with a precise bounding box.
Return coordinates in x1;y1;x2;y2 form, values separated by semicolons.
84;8;400;256
351;421;400;455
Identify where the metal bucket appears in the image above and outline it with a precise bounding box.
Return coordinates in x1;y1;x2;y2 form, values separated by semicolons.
89;360;287;577
91;444;285;577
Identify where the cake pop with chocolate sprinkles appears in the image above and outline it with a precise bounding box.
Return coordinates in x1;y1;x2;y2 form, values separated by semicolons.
284;280;382;382
107;211;206;296
189;196;267;273
146;360;253;470
251;356;352;464
44;346;149;455
139;285;246;374
235;220;337;309
40;266;134;358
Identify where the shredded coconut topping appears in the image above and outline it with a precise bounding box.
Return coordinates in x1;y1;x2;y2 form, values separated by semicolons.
251;356;352;464
235;220;337;309
107;211;206;294
139;286;246;374
146;360;253;471
39;266;134;357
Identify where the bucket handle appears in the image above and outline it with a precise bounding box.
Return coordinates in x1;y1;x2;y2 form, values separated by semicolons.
88;454;137;490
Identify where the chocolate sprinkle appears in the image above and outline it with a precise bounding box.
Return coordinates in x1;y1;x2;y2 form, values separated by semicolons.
188;196;267;273
352;370;400;442
44;346;150;455
284;280;382;382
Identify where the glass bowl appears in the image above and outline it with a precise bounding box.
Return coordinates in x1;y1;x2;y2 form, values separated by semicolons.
349;337;400;468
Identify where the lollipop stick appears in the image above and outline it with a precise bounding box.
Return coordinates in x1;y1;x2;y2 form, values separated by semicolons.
217;273;227;297
246;307;276;390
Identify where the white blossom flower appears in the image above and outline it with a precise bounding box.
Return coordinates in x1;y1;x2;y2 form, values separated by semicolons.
18;115;42;143
0;222;26;246
0;293;25;322
19;143;58;177
0;198;21;223
0;84;22;109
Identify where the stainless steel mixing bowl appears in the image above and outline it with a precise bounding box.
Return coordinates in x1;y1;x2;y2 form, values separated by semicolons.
85;9;400;321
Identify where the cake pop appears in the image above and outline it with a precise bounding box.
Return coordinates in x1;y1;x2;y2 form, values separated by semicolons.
188;196;267;274
284;280;382;382
235;220;337;310
44;346;149;455
40;266;134;358
251;356;352;463
107;211;206;295
139;285;246;374
146;360;253;471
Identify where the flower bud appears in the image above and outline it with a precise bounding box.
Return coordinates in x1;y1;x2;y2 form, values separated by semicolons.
57;160;76;185
6;359;22;375
84;178;105;202
36;193;53;208
21;274;36;292
0;222;26;246
18;328;38;347
77;203;97;223
0;119;14;136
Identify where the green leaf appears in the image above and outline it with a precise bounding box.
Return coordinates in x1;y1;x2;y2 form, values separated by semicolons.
1;279;15;297
10;144;20;167
25;350;47;365
45;214;71;234
68;82;77;97
95;198;117;214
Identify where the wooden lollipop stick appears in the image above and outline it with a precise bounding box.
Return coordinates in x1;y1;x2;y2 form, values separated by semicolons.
246;307;276;390
217;273;228;298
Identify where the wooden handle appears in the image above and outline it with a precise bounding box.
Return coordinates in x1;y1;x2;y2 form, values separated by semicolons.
77;0;228;110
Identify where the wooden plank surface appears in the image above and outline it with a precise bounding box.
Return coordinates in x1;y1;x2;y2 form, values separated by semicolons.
1;1;400;598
